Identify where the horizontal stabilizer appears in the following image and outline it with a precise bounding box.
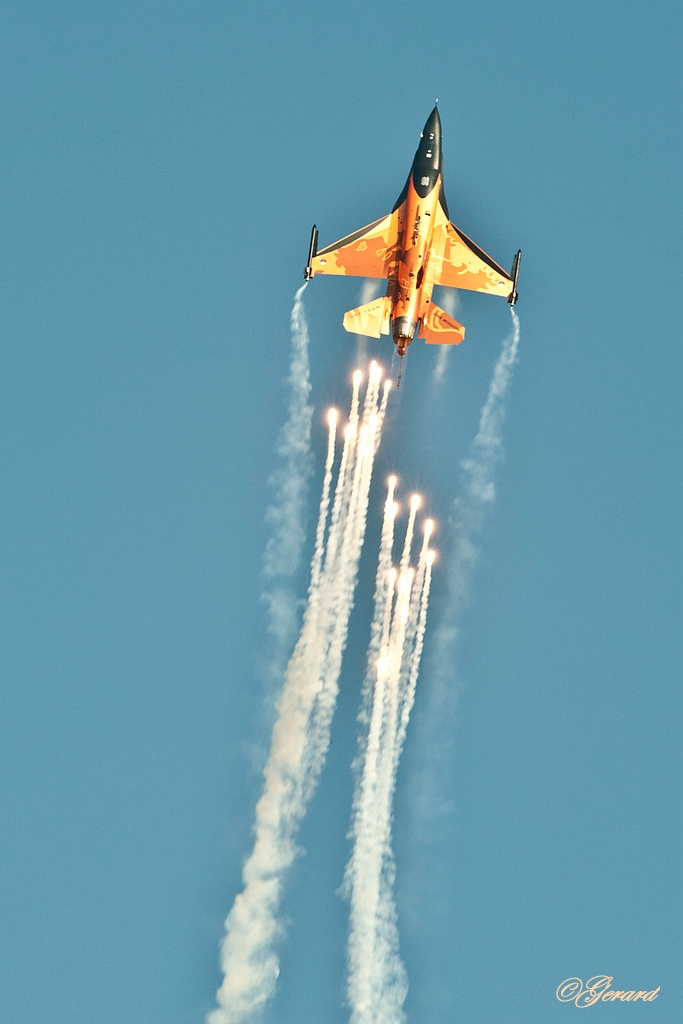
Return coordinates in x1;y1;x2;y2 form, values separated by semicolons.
343;295;392;338
422;304;466;345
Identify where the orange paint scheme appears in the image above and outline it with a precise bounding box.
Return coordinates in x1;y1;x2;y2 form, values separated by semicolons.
311;212;400;279
306;107;519;360
391;175;441;335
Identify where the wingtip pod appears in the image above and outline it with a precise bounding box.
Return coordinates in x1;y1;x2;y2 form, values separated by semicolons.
507;249;522;305
304;224;319;280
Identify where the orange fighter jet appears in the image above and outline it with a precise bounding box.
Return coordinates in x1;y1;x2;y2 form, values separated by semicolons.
304;107;521;380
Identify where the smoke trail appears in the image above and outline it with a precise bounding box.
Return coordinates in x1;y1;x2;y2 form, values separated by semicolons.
432;306;520;686
345;309;519;1024
305;365;392;789
261;285;314;686
354;279;384;368
209;365;390;1024
409;306;521;851
431;287;461;387
345;487;435;1024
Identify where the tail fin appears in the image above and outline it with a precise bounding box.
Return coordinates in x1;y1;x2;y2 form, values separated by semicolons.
343;295;391;338
421;304;466;345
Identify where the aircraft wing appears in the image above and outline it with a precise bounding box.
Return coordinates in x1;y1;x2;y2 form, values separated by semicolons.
431;203;513;298
310;211;400;279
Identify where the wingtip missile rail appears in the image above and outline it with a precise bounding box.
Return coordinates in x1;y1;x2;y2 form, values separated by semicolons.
508;249;522;306
304;225;318;281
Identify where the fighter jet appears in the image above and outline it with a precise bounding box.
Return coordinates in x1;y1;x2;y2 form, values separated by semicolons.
304;106;521;379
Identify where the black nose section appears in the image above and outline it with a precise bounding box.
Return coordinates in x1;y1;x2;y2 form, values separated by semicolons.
421;106;442;146
412;106;442;199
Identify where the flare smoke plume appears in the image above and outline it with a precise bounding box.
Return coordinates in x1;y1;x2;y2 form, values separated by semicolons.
209;350;391;1024
431;287;460;386
261;285;313;684
434;307;520;672
410;307;521;841
345;483;434;1024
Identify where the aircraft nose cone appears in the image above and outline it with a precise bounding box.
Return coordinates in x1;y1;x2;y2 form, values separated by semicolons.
422;106;441;144
412;105;442;192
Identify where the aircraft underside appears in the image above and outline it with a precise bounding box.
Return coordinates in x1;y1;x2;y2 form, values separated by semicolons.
304;106;521;376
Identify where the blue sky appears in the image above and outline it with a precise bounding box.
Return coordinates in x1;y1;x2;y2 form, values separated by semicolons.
0;2;681;1022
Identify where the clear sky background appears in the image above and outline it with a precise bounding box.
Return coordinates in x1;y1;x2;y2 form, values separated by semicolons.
1;2;681;1023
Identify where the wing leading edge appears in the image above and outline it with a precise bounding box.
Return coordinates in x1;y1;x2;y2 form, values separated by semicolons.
309;203;513;299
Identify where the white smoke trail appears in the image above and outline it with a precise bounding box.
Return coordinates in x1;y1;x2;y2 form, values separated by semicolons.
345;308;519;1022
356;477;398;736
431;287;461;387
209;364;390;1024
396;542;434;759
305;365;392;788
408;306;521;865
345;488;435;1024
354;279;384;368
431;306;520;683
260;285;314;686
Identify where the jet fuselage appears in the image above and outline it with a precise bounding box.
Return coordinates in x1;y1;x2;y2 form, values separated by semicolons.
305;107;520;372
392;107;443;354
